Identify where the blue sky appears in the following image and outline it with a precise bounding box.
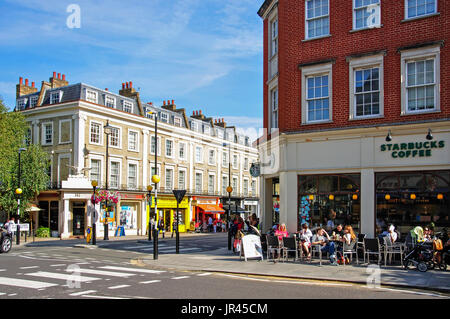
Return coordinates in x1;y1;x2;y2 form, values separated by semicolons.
0;0;263;140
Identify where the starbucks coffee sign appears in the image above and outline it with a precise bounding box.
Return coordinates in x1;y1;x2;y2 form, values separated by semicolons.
380;140;445;158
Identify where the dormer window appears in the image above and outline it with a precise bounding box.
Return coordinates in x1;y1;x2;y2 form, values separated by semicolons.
191;121;197;131
174;117;181;127
123;100;133;113
86;90;98;104
16;98;27;110
160;112;168;123
30;96;38;108
204;125;210;135
50;91;62;104
105;96;116;108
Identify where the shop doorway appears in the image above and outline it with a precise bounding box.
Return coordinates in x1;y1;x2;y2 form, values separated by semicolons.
73;208;85;236
164;209;171;232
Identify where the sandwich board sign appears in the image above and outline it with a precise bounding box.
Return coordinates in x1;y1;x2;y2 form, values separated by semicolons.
240;234;263;261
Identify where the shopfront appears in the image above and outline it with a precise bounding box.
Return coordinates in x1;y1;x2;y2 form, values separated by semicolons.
194;196;224;224
148;194;190;233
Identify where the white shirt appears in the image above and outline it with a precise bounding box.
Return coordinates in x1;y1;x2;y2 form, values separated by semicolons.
208;217;213;225
300;229;313;243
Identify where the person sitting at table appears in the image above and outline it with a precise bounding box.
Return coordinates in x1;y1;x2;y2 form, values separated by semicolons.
311;227;337;265
299;223;313;260
332;224;344;237
275;223;289;241
326;210;337;232
337;225;357;263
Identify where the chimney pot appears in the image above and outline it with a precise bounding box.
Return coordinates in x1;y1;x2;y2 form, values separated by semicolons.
163;101;166;106
171;99;174;105
167;100;170;105
32;82;35;88
62;74;66;81
200;110;202;115
122;83;125;89
193;111;195;115
105;88;108;91
19;77;23;85
57;73;61;80
53;72;56;79
25;79;29;86
129;81;132;88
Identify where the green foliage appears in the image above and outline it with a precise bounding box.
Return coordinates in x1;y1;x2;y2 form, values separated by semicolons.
0;98;49;216
36;227;50;238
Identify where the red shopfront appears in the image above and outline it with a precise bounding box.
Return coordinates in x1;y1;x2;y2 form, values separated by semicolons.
192;196;225;224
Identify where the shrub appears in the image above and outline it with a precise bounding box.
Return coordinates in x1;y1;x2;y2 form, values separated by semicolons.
36;227;50;238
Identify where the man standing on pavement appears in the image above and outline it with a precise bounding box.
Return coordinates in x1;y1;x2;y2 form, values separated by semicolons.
158;216;165;239
5;217;15;240
171;218;177;238
208;216;213;233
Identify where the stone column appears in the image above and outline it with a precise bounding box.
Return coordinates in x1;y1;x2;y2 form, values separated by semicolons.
32;120;39;145
189;142;194;191
279;171;298;234
142;130;149;187
61;198;71;239
361;169;375;238
262;178;273;233
72;113;86;172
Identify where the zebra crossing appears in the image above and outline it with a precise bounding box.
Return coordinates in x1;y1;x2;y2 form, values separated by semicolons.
117;242;204;254
0;262;212;299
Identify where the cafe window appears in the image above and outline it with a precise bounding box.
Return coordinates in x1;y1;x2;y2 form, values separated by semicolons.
376;171;450;236
298;174;361;232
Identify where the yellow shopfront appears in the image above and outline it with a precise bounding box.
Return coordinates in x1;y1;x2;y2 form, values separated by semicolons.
147;195;191;233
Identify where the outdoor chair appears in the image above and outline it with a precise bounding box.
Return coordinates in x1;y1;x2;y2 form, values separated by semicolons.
260;234;267;253
342;240;358;265
310;244;331;266
266;235;281;262
356;233;366;263
383;236;404;267
282;237;298;262
364;238;382;265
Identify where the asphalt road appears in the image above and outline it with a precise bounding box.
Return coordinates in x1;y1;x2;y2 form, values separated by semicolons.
0;235;448;300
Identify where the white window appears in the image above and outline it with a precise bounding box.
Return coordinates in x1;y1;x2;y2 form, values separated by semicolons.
90;122;102;145
301;62;333;124
86;90;98;104
174;117;182;127
150;136;161;155
160;112;168;123
195;172;203;193
271;18;278;57
50;91;61;104
59;119;72;144
204;125;210;135
244;158;248;171
208;175;215;194
195;146;203;163
166;140;173;158
30;96;38;108
406;0;437;19
243;179;249;196
233;154;238;169
179;142;186;160
191;121;197;131
128;131;138;151
16;98;27;110
165;168;173;190
251;180;257;196
222;176;229;195
42;123;53;145
353;0;380;30
222;152;228;166
110;161;120;189
401;45;440;115
90;159;101;184
208;150;215;165
123;101;133;113
128;163;137;189
217;129;224;139
109;127;120;148
270;87;278;129
305;0;329;39
232;177;238;196
105;96;116;108
178;170;186;190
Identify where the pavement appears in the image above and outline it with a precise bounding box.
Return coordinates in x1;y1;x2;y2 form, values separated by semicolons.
13;232;450;294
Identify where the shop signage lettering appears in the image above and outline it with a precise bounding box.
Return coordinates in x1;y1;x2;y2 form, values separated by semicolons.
380;141;445;158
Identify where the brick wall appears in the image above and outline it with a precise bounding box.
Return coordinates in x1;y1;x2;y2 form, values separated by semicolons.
262;0;450;133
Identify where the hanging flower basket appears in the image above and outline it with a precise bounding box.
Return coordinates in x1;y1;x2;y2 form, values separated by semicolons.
91;190;120;206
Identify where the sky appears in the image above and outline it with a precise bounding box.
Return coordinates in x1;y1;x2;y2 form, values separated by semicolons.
0;0;264;141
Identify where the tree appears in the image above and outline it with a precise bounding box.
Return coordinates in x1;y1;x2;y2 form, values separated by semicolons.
0;98;49;218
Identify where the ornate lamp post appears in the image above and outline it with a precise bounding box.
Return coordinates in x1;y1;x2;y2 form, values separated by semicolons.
147;185;153;241
15;147;26;245
103;120;113;241
91;180;98;245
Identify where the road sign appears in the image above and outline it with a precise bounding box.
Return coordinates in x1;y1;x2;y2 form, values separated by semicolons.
172;190;186;204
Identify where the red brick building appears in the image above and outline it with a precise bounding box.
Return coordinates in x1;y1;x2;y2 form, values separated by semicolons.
257;0;450;238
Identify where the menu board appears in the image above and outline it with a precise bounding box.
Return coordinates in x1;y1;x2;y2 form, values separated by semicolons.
240;235;263;261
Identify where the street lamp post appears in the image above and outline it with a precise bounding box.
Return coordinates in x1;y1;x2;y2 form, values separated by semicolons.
147;185;153;241
16;147;26;245
103;120;113;241
91;180;98;245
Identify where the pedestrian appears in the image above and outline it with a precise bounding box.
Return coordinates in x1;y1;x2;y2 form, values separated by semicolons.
213;219;217;233
208;215;213;232
158;216;165;239
171;219;177;238
5;217;15;240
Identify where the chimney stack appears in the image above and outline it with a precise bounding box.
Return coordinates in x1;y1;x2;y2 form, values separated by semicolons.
62;74;66;81
19;77;23;85
53;72;56;78
163;100;166;106
129;81;132;88
50;71;69;88
57;73;61;80
25;79;29;86
32;82;35;88
16;76;38;98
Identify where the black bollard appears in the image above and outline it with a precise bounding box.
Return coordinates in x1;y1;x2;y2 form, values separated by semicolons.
153;228;158;260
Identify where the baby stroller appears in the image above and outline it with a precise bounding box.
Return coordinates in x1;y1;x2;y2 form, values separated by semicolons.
404;241;434;272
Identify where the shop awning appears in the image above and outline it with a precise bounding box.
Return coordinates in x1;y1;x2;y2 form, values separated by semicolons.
197;204;226;214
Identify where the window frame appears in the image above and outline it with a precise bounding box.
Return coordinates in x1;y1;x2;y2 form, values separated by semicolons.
208;149;216;166
30;96;38;108
105;95;116;108
301;62;333;125
86;89;98;104
58;119;72;144
348;53;384;120
165;167;174;191
305;0;330;40
195;146;203;164
89;157;102;185
89;121;103;146
352;0;381;31
270;17;278;58
400;44;441;115
178;168;187;190
405;0;437;20
165;139;174;158
178;142;187;161
50;91;62;104
150;136;161;156
195;171;203;193
122;100;133;113
127;129;139;152
41;122;53;146
108;126;122;149
208;173;215;194
109;159;122;189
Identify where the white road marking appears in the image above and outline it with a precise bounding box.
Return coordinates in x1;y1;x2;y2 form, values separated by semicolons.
0;277;59;289
8;294;17;296
0;270;6;272
98;266;166;274
19;266;39;270
69;290;97;296
67;268;135;278
50;264;66;267
108;285;130;290
140;280;161;284
0;293;5;296
82;295;130;299
171;276;190;280
26;271;100;282
140;247;201;252
197;273;212;276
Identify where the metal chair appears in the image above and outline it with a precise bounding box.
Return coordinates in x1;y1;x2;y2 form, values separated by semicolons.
342;240;358;265
266;235;281;262
282;237;298;262
364;238;382;265
356;233;366;263
383;236;404;267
